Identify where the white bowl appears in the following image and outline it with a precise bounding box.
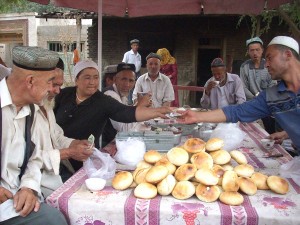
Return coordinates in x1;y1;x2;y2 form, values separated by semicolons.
261;138;275;149
85;178;106;192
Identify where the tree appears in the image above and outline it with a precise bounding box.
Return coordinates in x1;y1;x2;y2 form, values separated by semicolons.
237;1;300;39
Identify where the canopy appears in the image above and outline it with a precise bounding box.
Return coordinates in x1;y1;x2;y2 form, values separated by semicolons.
30;0;292;16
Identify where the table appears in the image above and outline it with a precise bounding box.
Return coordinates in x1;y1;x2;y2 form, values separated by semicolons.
46;122;300;225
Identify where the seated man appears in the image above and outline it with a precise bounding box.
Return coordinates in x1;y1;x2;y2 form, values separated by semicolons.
0;46;67;225
32;58;91;194
201;58;246;109
132;53;175;107
102;63;151;146
101;64;117;90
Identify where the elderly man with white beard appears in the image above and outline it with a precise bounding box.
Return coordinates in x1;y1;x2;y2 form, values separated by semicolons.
31;58;91;197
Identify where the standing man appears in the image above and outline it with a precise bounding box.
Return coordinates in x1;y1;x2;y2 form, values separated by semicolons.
181;36;300;155
132;53;175;108
122;39;142;79
201;58;246;109
240;36;277;133
102;63;151;146
0;46;67;225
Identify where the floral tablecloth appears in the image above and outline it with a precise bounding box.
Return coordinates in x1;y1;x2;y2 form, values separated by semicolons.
46;122;300;225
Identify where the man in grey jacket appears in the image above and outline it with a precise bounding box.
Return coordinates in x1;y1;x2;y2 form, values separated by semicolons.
240;37;277;133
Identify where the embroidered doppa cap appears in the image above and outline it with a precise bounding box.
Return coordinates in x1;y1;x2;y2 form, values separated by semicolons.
268;36;299;55
246;37;263;47
211;58;225;67
104;65;118;74
146;52;162;61
130;39;140;44
117;63;136;73
73;60;99;79
12;46;59;71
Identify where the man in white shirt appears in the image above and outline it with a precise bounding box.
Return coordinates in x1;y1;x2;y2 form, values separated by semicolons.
0;46;67;224
103;63;151;146
133;53;175;108
122;39;142;79
33;58;91;196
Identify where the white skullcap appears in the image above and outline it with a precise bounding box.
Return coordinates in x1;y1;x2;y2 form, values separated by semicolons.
73;60;99;79
268;36;299;55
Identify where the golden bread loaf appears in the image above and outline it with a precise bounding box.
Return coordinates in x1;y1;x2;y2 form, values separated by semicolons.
145;165;169;184
205;138;224;151
172;180;195;200
212;164;226;186
144;150;162;164
222;170;239;192
234;164;254;177
133;167;151;184
267;176;289;194
195;168;219;186
210;150;231;165
167;147;189;166
183;138;206;153
195;184;221;203
250;172;269;190
155;157;177;175
175;163;197;181
157;174;177;196
230;150;248;164
237;177;257;195
190;151;214;169
112;171;133;190
134;182;158;199
219;191;244;206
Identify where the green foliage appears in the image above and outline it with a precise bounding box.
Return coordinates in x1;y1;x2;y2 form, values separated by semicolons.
0;0;69;14
237;2;300;37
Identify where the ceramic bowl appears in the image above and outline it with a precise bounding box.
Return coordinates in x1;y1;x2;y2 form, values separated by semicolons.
261;138;275;149
85;178;106;192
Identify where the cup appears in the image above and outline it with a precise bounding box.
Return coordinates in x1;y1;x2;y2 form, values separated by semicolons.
214;81;220;86
261;138;275;149
138;92;148;96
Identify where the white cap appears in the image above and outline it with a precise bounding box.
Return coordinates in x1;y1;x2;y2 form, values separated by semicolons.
73;60;99;79
268;36;299;55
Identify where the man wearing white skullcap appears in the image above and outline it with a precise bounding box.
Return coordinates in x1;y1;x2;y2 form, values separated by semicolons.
180;36;300;157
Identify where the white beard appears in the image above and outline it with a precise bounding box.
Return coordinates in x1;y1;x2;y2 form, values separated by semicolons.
42;98;55;111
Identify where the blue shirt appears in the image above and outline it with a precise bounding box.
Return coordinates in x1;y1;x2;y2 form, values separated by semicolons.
223;81;300;153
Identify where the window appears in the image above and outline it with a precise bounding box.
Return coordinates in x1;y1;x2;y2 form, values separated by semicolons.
48;42;84;52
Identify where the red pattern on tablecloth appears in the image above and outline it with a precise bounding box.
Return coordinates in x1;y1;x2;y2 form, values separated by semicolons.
124;191;161;225
219;195;258;225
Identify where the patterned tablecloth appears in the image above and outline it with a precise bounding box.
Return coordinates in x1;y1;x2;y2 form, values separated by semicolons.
46;122;300;225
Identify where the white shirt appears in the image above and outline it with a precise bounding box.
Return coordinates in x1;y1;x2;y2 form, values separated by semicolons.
122;49;141;73
0;79;43;221
104;84;142;132
31;105;74;197
132;72;175;108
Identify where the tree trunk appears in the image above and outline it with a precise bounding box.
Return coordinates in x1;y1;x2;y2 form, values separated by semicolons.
277;7;300;40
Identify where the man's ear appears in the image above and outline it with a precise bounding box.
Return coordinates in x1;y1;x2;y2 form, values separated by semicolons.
25;75;34;88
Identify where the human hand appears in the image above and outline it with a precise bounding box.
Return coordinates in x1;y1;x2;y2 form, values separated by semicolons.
205;81;218;96
176;110;200;124
268;131;289;144
69;140;93;161
152;106;172;119
137;93;152;107
13;187;40;217
0;187;13;204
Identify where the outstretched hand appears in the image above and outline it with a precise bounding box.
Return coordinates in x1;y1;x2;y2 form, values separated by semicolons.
176;110;200;124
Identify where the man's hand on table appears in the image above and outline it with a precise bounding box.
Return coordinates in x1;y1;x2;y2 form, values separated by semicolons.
0;186;13;204
269;131;289;144
14;187;40;217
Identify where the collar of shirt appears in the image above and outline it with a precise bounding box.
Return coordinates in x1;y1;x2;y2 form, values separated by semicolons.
249;58;266;70
145;72;162;82
0;79;31;118
130;49;139;55
112;83;129;104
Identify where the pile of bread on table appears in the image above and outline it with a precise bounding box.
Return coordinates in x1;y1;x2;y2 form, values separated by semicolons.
112;137;289;206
